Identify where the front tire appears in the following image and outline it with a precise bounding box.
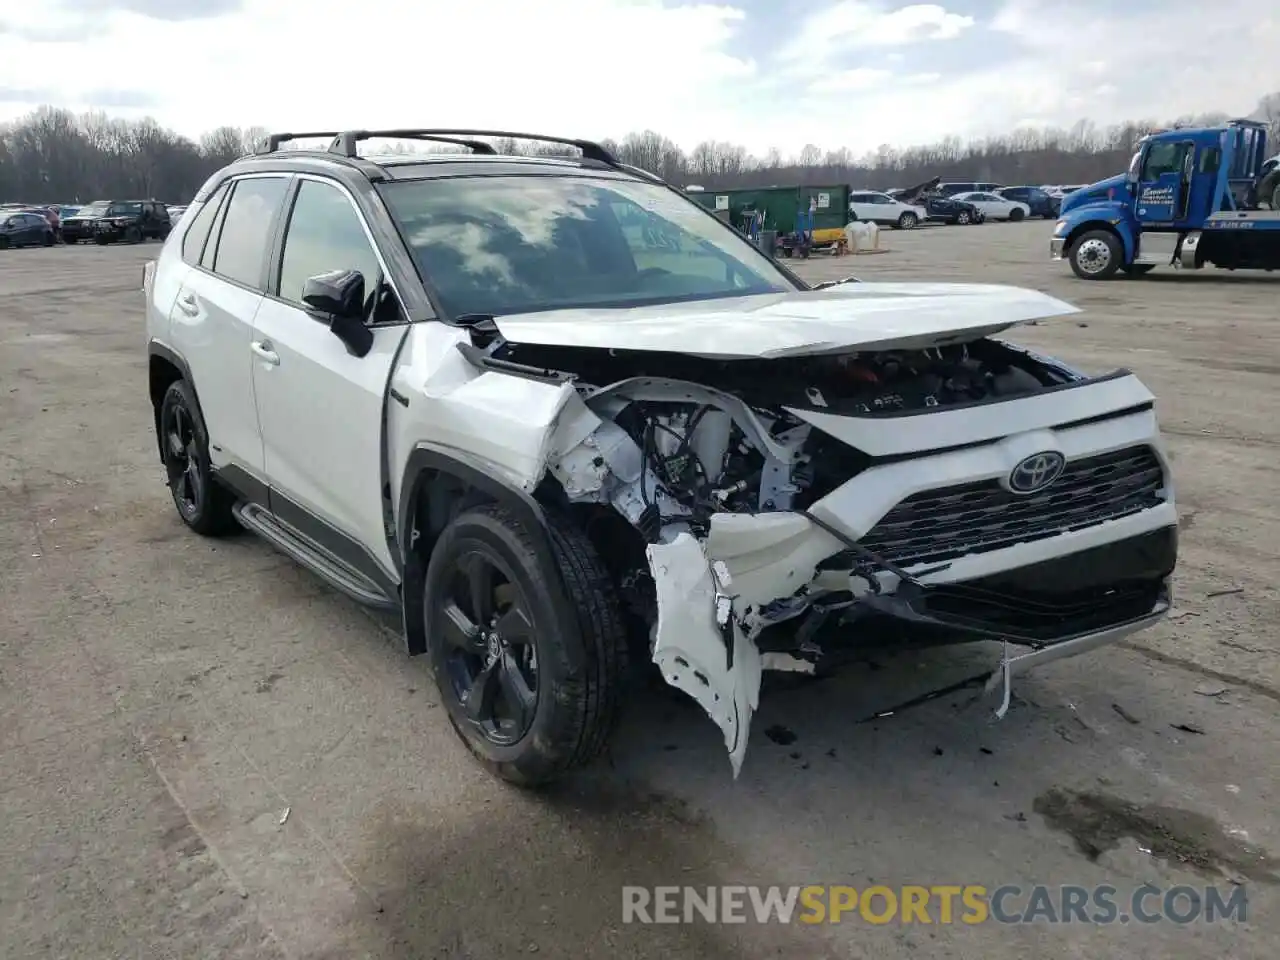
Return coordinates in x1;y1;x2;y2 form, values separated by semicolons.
896;211;918;229
1069;229;1122;280
158;380;238;536
424;504;630;786
954;210;971;225
1009;207;1026;222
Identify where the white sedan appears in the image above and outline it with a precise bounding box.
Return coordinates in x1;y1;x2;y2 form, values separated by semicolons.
952;191;1032;222
847;190;928;229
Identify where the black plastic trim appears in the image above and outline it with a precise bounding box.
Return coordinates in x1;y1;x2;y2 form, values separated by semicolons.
396;444;580;667
214;463;401;605
147;341;199;462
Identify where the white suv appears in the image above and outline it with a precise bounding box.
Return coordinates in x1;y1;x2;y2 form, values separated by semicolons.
143;128;1178;784
847;190;928;229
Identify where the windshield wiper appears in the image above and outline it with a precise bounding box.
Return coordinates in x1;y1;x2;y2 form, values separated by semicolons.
810;275;861;290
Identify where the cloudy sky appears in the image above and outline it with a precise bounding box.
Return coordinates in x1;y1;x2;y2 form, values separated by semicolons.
0;0;1275;154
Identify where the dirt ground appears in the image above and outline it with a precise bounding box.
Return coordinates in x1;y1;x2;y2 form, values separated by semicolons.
2;222;1277;959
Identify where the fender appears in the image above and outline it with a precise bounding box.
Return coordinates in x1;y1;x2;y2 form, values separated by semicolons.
1059;203;1138;263
396;443;582;668
147;340;203;463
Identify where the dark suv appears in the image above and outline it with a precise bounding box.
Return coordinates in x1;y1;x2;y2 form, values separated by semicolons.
996;186;1057;218
62;200;171;244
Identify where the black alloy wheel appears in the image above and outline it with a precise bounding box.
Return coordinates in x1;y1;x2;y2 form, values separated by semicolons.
423;504;630;785
158;380;237;535
437;547;540;746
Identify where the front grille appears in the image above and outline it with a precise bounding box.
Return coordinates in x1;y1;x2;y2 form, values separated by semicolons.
859;445;1165;567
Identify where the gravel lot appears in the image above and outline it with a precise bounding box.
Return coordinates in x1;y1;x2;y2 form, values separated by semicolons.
2;222;1277;959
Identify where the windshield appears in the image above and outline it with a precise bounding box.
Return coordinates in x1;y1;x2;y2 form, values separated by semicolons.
79;201;110;214
379;174;797;318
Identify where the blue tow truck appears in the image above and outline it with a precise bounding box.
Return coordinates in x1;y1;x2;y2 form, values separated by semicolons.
1050;119;1280;279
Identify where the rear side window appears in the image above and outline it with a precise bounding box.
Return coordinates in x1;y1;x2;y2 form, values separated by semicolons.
182;183;229;266
209;177;290;289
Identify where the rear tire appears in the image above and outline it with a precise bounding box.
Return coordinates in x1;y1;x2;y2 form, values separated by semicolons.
424;504;630;786
158;380;238;536
0;236;8;250
1069;229;1122;280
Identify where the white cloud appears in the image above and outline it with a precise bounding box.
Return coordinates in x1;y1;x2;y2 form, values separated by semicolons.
0;0;756;149
0;0;1275;159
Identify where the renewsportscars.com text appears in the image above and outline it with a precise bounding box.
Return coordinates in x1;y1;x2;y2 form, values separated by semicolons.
622;884;1247;925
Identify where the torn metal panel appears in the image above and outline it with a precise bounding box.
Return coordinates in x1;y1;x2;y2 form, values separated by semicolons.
648;533;762;777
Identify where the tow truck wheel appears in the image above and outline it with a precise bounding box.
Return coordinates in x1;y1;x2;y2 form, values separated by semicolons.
423;504;630;786
1069;229;1122;280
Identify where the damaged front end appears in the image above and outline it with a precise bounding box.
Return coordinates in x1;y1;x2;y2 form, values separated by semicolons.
441;288;1176;776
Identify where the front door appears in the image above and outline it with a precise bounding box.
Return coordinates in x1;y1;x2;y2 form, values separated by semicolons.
249;175;407;577
1136;139;1194;225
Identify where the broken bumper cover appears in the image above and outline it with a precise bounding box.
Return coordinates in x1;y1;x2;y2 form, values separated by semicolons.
1050;237;1066;260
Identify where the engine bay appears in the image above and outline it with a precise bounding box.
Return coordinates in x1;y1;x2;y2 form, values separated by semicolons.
498;336;1078;532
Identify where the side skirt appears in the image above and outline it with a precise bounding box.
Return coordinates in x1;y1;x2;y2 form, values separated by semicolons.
214;465;402;613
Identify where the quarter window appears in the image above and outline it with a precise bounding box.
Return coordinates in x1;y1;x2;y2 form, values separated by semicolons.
276;180;382;306
182;182;229;266
209;176;289;289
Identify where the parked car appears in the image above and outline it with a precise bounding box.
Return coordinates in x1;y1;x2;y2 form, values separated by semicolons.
63;199;171;244
952;191;1032;221
847;190;927;228
143;127;1178;785
996;186;1057;218
920;193;985;225
167;204;189;222
0;210;55;248
935;181;1002;197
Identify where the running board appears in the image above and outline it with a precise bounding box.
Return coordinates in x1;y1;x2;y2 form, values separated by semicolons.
232;501;398;610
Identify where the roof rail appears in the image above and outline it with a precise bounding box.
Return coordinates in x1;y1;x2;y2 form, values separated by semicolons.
326;131;498;156
325;128;620;166
254;131;345;154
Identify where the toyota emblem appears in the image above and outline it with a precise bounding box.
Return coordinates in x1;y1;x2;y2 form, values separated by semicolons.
1007;451;1066;494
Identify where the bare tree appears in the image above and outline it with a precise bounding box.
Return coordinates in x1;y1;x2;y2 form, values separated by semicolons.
2;95;1277;205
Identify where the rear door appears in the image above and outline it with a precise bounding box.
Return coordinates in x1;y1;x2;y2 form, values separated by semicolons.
250;174;407;576
169;175;291;478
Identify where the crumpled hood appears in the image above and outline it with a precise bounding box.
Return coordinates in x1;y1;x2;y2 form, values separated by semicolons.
493;283;1081;360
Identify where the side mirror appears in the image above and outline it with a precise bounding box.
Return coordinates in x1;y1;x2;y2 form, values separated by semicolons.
302;270;373;358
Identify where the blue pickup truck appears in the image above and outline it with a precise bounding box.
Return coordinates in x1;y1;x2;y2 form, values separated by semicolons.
1051;120;1280;279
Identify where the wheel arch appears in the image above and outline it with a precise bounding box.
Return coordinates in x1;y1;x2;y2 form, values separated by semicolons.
148;342;202;464
396;444;580;665
1065;218;1135;263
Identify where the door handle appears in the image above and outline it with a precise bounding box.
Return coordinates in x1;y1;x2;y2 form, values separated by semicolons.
175;292;199;317
250;340;280;365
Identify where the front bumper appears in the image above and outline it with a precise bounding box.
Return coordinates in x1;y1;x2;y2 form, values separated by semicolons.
1050;237;1066;260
